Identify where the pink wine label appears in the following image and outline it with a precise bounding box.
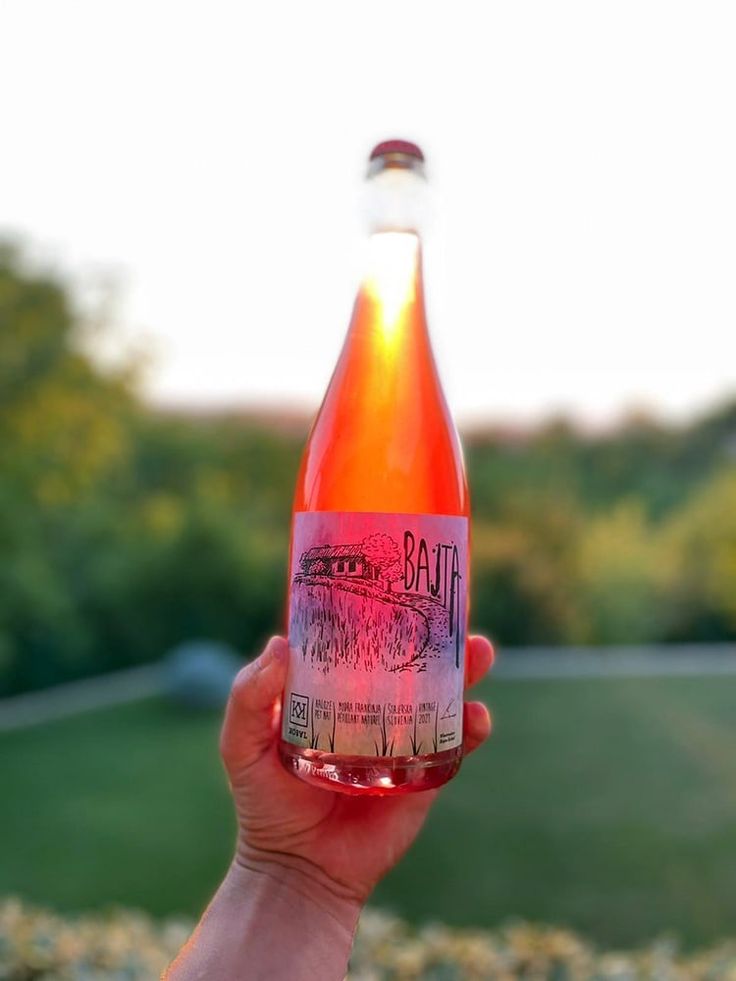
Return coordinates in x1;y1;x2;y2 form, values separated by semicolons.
283;511;469;758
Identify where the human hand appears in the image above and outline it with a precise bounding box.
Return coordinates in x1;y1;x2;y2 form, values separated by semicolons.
220;634;494;910
167;635;493;979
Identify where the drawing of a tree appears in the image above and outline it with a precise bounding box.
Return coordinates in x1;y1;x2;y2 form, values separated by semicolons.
361;534;402;591
383;560;403;592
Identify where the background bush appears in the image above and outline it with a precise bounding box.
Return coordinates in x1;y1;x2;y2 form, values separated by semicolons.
3;898;736;980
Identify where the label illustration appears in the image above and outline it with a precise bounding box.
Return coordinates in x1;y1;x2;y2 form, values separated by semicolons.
283;511;468;757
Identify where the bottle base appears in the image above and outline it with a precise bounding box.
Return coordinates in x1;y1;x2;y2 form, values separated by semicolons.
278;740;463;796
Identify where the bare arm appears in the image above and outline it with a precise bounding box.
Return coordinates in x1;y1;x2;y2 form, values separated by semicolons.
166;861;359;981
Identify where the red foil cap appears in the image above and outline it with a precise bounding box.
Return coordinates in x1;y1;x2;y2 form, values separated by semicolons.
369;140;425;162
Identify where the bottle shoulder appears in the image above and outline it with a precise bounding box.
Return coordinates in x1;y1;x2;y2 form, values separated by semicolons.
294;397;468;515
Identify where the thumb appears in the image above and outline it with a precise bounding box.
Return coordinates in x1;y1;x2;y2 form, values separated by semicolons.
220;636;288;776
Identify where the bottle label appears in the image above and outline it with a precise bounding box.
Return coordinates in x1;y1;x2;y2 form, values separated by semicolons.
282;511;468;758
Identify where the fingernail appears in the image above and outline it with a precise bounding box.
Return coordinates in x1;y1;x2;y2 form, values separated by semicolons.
268;637;289;663
258;640;276;669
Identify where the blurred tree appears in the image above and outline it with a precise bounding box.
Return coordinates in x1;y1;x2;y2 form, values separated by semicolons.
573;501;672;644
0;245;134;692
471;492;582;646
0;243;133;502
664;469;736;641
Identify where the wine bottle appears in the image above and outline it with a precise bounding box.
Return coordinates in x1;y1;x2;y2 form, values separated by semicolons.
279;140;469;795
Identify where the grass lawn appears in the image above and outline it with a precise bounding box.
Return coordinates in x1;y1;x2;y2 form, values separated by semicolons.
2;674;736;948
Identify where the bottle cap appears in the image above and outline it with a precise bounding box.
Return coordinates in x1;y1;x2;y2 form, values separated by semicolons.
369;140;425;162
367;140;426;180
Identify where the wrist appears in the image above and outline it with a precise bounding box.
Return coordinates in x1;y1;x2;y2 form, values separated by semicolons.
231;847;363;936
167;857;361;981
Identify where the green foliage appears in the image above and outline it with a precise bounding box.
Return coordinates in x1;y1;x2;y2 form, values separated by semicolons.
0;244;735;693
572;502;673;644
664;470;736;640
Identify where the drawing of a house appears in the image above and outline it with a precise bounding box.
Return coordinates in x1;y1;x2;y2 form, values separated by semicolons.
300;544;379;581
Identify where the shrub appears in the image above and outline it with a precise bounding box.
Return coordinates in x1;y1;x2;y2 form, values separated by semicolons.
3;898;736;980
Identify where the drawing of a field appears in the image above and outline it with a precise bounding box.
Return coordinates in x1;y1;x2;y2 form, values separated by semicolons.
290;580;430;674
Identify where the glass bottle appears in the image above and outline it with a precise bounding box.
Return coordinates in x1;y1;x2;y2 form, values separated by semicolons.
279;140;469;795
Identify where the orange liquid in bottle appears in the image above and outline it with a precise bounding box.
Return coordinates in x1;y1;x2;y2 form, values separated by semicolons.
279;145;469;795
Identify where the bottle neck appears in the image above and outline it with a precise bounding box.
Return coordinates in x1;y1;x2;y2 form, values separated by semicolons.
360;231;425;340
326;228;442;444
361;162;431;237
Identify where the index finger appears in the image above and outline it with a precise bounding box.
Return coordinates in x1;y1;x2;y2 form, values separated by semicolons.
464;635;494;690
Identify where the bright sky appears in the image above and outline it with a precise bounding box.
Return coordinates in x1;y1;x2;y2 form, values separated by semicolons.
2;1;735;425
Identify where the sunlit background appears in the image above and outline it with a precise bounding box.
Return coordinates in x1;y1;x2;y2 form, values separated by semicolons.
2;0;735;424
1;1;736;976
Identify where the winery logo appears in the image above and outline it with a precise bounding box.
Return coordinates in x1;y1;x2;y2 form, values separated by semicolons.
291;530;463;676
288;692;309;728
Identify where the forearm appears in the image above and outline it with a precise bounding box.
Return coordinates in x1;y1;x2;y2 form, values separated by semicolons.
165;860;361;981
